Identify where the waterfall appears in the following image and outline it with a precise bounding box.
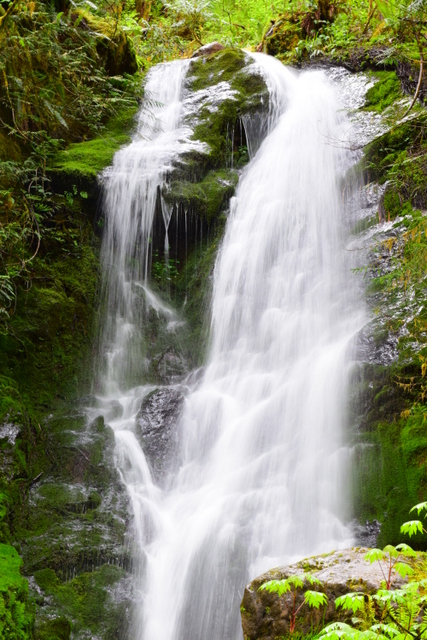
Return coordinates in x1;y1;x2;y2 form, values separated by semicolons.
94;53;365;640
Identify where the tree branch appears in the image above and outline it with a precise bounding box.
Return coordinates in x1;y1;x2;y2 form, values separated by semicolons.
0;0;20;31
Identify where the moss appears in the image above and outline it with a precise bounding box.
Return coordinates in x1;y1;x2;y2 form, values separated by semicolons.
174;216;226;365
72;9;138;76
364;72;402;112
34;617;71;640
351;213;379;234
189;49;247;91
0;544;34;640
187;49;267;171
164;169;238;223
0;131;21;163
33;565;128;639
351;362;427;547
49;105;139;183
363;117;425;183
263;15;303;59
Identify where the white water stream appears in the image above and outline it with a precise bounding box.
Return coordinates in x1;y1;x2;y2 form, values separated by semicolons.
93;53;366;640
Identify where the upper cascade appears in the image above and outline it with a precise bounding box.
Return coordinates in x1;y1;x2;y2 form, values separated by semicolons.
99;59;204;395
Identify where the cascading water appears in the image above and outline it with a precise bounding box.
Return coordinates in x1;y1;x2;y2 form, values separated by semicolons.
97;58;204;395
94;53;366;640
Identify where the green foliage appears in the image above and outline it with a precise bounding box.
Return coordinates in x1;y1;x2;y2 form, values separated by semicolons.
364;544;415;589
259;573;327;634
317;506;427;640
335;593;365;614
152;252;179;287
33;565;126;637
0;544;34;640
49;106;139;180
401;502;427;540
364;72;402;112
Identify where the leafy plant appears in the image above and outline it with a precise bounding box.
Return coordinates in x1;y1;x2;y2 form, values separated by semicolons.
259;573;328;634
364;544;416;589
401;502;427;538
152;251;179;289
317;505;427;640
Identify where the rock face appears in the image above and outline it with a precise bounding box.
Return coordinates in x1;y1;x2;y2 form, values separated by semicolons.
191;42;225;57
136;387;186;481
241;548;405;640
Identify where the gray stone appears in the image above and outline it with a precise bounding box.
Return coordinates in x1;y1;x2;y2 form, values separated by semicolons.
191;41;225;58
241;548;407;640
135;386;185;481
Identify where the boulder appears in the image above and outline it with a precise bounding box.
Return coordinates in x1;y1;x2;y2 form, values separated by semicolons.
135;387;185;480
191;41;225;58
241;548;406;640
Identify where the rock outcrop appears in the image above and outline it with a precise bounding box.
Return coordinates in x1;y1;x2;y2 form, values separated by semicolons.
241;548;406;640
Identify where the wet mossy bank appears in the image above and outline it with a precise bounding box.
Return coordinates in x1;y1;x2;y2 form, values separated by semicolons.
0;48;268;639
348;106;427;545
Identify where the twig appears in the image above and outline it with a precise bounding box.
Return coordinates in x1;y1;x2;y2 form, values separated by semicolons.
399;42;424;121
28;471;43;488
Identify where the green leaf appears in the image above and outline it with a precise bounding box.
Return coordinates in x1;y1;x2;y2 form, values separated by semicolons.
393;562;414;578
370;623;400;637
258;579;291;596
383;545;400;558
410;502;427;515
304;590;327;608
400;520;424;537
395;543;416;556
286;575;304;589
80;191;88;199
365;549;386;563
318;622;361;639
335;593;365;613
303;573;323;587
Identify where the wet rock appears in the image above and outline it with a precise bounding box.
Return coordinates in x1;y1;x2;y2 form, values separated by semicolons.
155;347;188;383
0;421;20;445
241;548;406;640
192;41;225;58
135;387;185;480
354;520;381;548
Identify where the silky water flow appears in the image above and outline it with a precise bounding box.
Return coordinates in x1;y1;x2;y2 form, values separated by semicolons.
91;53;366;640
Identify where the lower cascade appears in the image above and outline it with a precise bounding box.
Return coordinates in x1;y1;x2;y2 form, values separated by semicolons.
95;52;366;640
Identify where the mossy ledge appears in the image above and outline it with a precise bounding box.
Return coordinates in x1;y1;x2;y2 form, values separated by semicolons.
48;105;139;196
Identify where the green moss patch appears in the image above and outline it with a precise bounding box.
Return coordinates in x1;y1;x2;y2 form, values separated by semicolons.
187;49;267;171
0;544;33;640
49;106;139;182
165;169;238;223
33;565;128;640
34;617;71;640
364;72;402;112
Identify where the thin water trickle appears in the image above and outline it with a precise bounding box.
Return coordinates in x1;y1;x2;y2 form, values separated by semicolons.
93;53;367;640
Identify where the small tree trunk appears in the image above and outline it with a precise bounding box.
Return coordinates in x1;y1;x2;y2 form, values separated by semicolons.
317;0;332;22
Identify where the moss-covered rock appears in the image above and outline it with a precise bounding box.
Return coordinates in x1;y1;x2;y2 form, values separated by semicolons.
184;49;267;173
163;169;238;223
33;564;130;640
363;71;402;112
72;9;138;76
49;105;139;193
241;548;412;639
